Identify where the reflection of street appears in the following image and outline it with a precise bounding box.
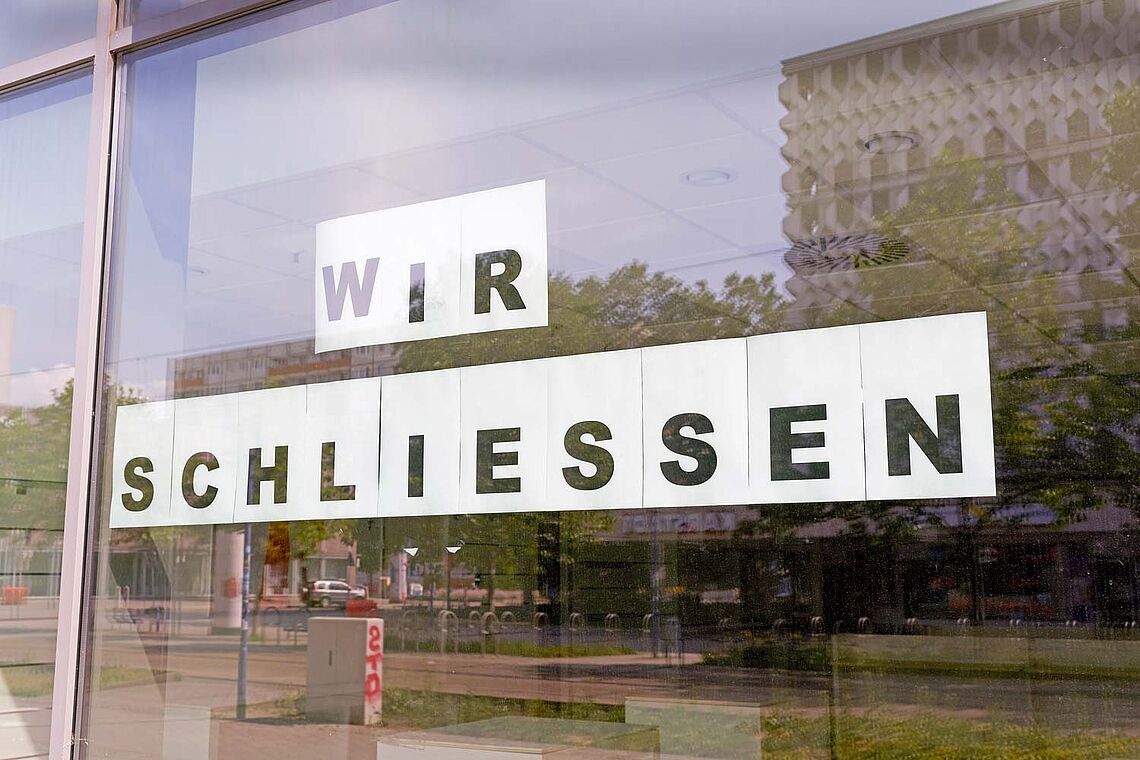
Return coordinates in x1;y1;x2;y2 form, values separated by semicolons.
76;609;1140;758
0;598;60;758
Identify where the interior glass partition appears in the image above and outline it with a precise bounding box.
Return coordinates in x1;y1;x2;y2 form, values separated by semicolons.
83;0;1140;758
0;70;93;760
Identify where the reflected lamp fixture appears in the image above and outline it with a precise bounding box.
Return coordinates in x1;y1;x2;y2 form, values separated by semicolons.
681;168;737;186
861;130;921;154
403;546;419;557
446;540;464;554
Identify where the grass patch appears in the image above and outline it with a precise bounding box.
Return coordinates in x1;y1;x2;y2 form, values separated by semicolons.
0;665;165;697
260;687;622;729
829;710;1140;760
703;639;1140;681
260;688;1140;759
380;687;623;730
836;655;1140;682
702;641;831;671
452;640;634;658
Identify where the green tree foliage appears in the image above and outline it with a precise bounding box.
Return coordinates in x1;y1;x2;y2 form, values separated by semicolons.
0;378;144;533
399;262;787;372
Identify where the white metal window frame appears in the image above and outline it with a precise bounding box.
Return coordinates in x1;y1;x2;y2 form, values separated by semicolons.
1;4;310;757
0;0;1062;756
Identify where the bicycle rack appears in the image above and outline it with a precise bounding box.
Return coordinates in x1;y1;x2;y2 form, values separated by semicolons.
604;613;621;645
641;613;655;654
480;611;500;655
533;611;549;646
438;610;459;654
568;612;585;649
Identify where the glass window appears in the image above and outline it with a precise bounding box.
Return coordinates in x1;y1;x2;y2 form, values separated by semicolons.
0;1;98;70
0;71;92;759
128;0;208;24
87;1;1140;758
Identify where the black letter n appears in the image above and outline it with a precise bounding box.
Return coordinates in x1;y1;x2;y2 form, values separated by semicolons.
885;395;963;476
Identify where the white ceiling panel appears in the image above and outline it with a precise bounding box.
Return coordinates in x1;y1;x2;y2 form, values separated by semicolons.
544;168;659;231
194;222;315;278
520;93;746;164
590;133;785;211
677;195;788;251
366;134;567;197
224;167;419;225
184;249;299;295
188;196;287;244
551;213;727;267
549;245;608;277
704;73;786;133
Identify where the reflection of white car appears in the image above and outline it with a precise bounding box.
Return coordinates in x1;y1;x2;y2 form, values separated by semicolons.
304;580;352;608
409;583;424;597
350;585;367;599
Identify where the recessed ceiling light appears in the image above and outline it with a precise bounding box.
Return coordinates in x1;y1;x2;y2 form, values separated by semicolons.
862;130;921;155
681;168;737;187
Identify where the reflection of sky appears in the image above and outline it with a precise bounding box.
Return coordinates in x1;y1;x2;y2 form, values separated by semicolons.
0;0;97;69
113;0;1008;391
0;74;91;407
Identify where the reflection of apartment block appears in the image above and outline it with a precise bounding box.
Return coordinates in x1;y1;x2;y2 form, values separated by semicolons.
169;339;399;397
778;0;1139;336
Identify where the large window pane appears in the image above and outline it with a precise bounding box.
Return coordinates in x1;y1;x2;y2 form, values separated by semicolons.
0;1;97;70
88;1;1140;758
0;71;91;759
128;0;210;24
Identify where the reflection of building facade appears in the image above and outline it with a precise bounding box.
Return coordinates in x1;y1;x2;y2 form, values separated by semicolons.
169;338;399;397
742;0;1140;627
565;1;1140;630
779;0;1138;331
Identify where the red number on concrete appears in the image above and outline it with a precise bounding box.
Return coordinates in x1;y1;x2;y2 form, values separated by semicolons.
365;672;381;702
365;622;383;704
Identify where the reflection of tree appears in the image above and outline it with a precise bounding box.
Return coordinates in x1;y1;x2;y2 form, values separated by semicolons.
749;150;1058;624
1004;84;1140;523
993;83;1140;523
363;264;789;611
264;520;351;592
771;116;1140;623
401;263;787;371
0;379;143;534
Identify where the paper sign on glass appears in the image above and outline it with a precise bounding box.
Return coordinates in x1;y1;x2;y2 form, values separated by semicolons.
231;385;308;524
748;325;866;503
641;339;749;508
168;394;241;526
546;349;643;510
110;401;176;528
109;313;998;528
379;369;462;517
460;358;548;514
301;377;382;520
861;312;996;500
315;181;548;352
